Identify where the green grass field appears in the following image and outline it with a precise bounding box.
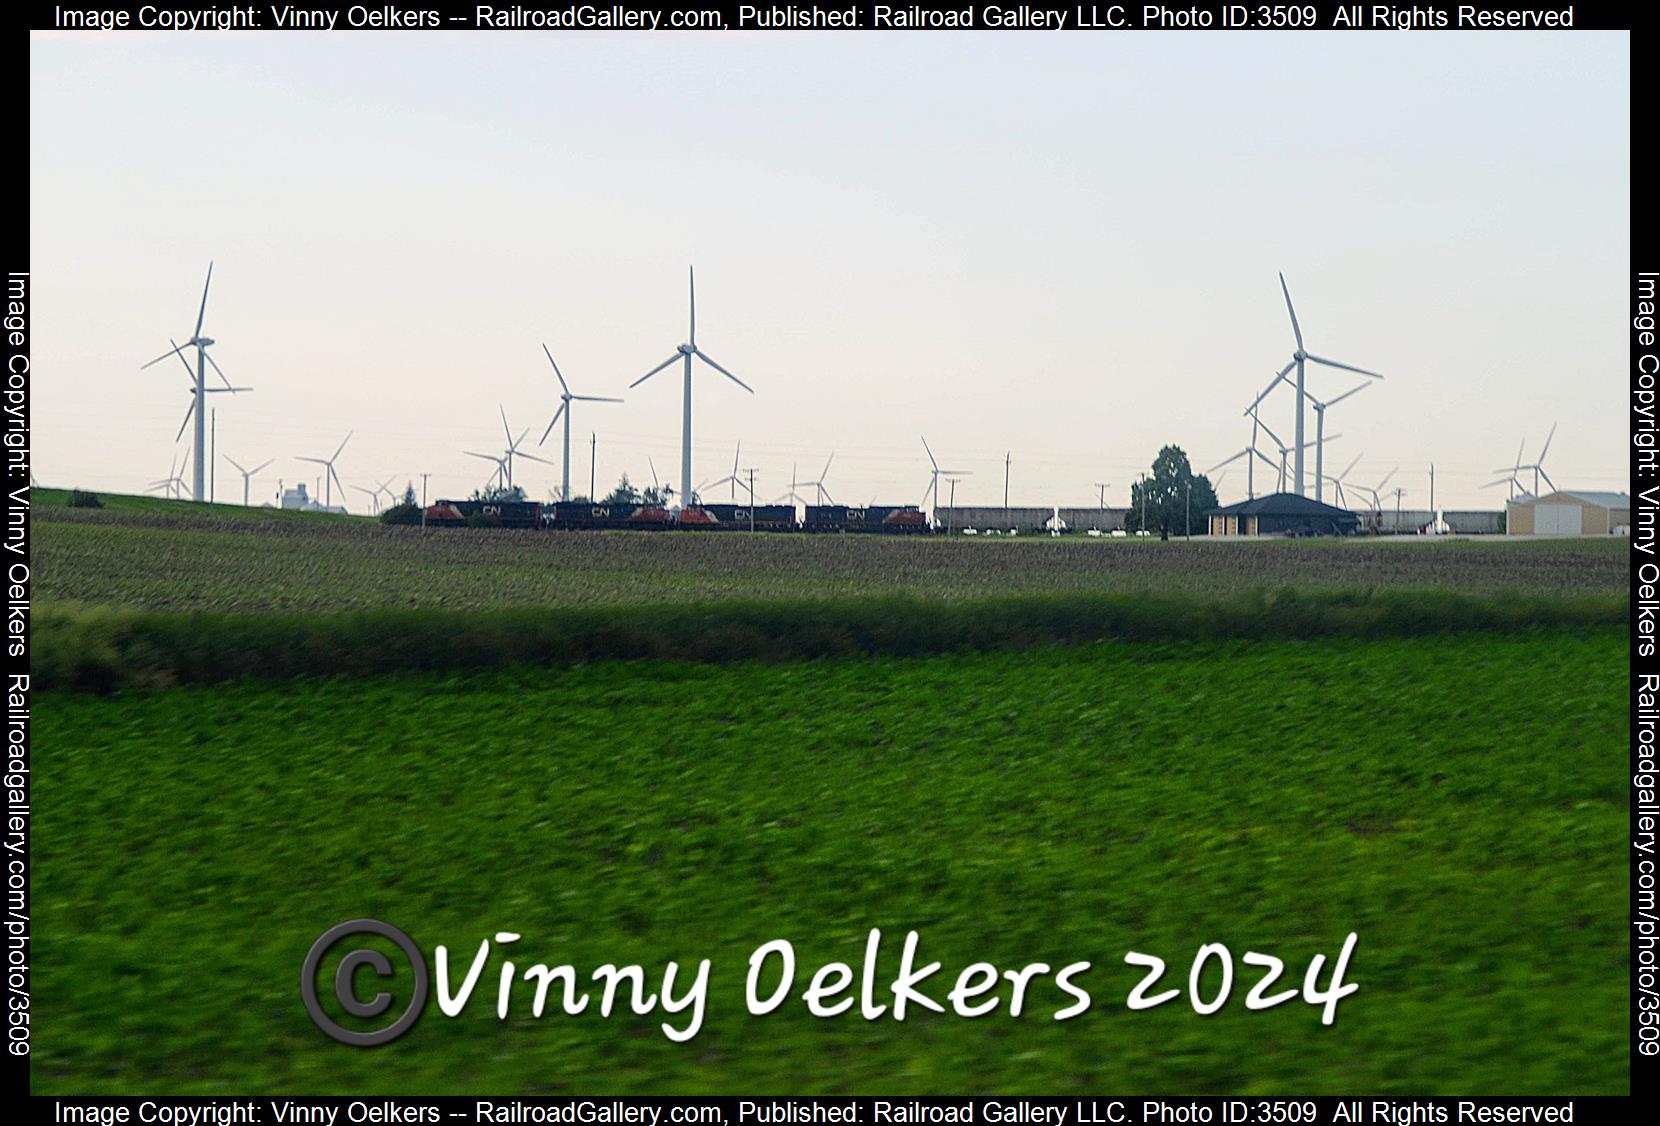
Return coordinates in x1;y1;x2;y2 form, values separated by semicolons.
30;488;1631;1093
34;632;1627;1094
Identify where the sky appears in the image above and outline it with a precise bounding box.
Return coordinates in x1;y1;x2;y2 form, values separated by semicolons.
30;29;1630;513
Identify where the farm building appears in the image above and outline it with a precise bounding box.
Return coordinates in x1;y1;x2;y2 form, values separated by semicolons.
1505;491;1630;536
1207;492;1359;537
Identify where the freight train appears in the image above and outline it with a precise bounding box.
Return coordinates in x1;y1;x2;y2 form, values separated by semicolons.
421;499;929;533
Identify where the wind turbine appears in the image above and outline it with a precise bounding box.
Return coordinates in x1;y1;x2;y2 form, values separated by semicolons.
810;452;835;504
142;263;252;501
148;450;190;500
494;406;554;491
1354;467;1398;513
1493;423;1558;497
223;455;273;507
352;484;384;514
776;464;808;507
1250;412;1334;494
921;437;972;523
630;267;753;506
698;441;743;502
1321;452;1365;510
296;431;351;509
1208;415;1279;500
538;344;623;502
1262;274;1384;497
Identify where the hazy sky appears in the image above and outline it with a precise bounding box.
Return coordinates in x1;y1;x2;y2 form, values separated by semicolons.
31;30;1629;512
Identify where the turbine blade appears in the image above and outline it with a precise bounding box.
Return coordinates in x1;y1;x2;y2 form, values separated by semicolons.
921;436;938;470
539;401;567;445
1376;468;1397;491
1537;421;1557;463
142;340;191;371
296;456;328;466
205;352;235;390
500;404;513;445
1208;449;1248;473
1326;382;1371;407
252;459;274;475
516;451;555;466
1304;353;1383;379
1278;272;1303;351
541;343;571;395
175;400;195;442
225;455;247;474
573;395;625;403
333;431;353;461
1339;453;1363;478
194;261;213;340
1538;467;1556;492
694;349;752;392
631;353;682;388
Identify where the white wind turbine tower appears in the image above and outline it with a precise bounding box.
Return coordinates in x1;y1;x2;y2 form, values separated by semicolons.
1493;423;1558;498
920;437;971;523
142;263;252;501
1264;273;1384;497
630;267;754;507
223;455;273;507
538;344;623;502
297;431;352;509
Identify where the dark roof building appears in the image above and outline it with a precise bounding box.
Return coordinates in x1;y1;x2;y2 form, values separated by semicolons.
1207;492;1359;537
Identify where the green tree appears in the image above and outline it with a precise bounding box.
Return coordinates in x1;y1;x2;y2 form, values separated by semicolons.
379;482;423;526
469;483;527;503
1124;445;1218;538
602;475;641;506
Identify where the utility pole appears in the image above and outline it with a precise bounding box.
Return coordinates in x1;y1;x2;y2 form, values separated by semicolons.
1393;487;1405;533
746;468;757;531
1003;452;1010;512
209;408;216;508
589;432;596;502
1139;473;1147;536
1185;480;1191;541
947;477;958;534
1429;464;1435;519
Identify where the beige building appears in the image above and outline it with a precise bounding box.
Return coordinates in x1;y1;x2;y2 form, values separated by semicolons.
1505;491;1630;535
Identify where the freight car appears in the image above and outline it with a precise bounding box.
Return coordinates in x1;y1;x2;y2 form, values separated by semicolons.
804;504;929;534
423;500;544;528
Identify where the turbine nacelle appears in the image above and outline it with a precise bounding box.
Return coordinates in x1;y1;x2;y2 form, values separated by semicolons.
677;343;695;355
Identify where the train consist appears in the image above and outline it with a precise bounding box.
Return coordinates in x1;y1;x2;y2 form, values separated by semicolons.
422;499;930;533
